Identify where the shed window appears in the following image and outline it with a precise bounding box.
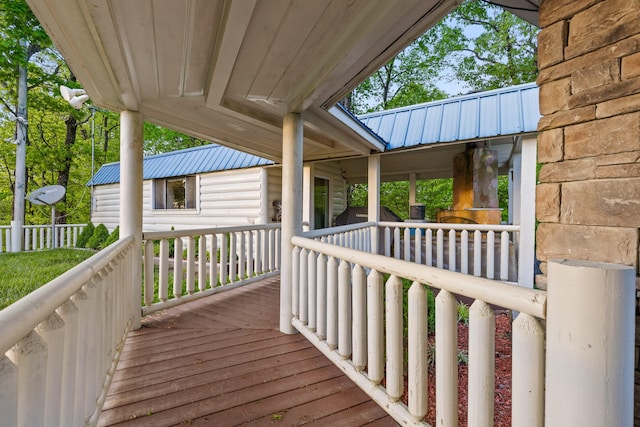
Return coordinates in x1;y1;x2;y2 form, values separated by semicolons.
154;176;196;209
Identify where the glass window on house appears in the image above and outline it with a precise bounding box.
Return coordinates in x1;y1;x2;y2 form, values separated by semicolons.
314;177;330;229
154;176;196;209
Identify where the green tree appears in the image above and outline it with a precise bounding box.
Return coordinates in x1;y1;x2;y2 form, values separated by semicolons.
425;0;539;92
349;42;447;114
143;123;208;155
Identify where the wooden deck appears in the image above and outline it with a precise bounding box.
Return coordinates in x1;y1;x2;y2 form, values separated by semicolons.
99;276;398;426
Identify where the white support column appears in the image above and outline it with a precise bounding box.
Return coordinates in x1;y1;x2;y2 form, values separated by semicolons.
260;168;269;224
518;136;536;288
280;113;303;334
120;110;144;329
545;260;634;427
368;155;380;254
302;163;314;231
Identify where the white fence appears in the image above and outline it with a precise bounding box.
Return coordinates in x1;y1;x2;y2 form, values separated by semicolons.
0;224;86;252
0;236;135;426
291;234;546;426
142;224;281;314
379;221;520;282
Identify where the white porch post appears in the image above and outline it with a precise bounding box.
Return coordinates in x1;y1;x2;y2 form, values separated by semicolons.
518;136;536;288
368;155;380;254
280;112;303;334
302;163;314;231
545;259;634;426
119;111;143;330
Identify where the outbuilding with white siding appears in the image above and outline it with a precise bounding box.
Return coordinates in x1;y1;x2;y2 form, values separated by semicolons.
89;144;348;232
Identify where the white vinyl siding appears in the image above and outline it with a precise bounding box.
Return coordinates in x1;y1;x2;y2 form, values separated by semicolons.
89;163;343;232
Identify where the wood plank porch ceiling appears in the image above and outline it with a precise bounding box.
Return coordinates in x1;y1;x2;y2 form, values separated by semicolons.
99;277;397;426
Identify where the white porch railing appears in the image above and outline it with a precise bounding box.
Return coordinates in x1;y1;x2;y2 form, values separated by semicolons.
0;223;86;252
302;221;373;251
142;224;281;314
291;233;546;426
0;235;135;426
379;221;520;282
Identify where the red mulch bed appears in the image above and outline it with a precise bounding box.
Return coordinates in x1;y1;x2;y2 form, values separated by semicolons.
400;311;513;426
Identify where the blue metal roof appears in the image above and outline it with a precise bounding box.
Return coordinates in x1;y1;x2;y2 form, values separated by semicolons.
88;144;273;185
357;82;539;150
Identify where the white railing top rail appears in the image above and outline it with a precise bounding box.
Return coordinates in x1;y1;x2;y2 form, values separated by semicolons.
143;223;281;240
291;235;546;319
379;221;520;232
0;235;135;355
300;221;375;239
22;223;87;228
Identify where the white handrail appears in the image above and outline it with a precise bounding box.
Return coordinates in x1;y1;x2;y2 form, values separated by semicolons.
0;236;134;355
291;236;545;317
142;224;281;314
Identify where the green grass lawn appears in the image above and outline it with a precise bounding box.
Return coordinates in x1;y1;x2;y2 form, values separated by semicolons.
0;249;96;310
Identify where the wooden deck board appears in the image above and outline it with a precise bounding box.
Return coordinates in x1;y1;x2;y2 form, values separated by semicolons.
99;276;397;426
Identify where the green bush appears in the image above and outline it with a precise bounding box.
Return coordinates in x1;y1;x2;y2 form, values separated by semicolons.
76;222;95;248
103;226;119;248
86;224;109;249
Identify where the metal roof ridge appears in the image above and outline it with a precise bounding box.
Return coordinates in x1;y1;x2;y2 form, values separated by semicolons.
357;82;539;119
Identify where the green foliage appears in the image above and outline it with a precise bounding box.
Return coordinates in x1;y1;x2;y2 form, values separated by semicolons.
143;123;209;155
457;301;470;325
86;223;109;249
104;226;119;247
0;249;96;310
425;0;539;92
75;222;94;248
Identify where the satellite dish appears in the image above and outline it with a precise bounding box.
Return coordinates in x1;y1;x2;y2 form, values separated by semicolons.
27;185;66;206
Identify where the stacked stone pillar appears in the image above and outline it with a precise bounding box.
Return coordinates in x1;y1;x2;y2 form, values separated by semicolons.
536;0;640;289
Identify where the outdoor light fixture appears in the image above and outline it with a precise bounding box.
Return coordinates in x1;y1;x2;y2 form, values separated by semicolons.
60;85;90;109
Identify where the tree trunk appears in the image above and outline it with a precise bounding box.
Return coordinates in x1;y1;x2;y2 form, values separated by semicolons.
11;47;29;251
56;115;78;224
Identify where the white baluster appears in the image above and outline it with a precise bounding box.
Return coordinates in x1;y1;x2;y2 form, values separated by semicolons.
384;227;391;257
209;235;218;287
461;230;469;274
512;313;544;427
385;275;403;401
338;259;351;359
56;300;78;426
299;248;308;325
468;300;495;427
500;231;509;281
404;227;411;261
474;230;482;277
229;233;237;282
316;253;327;340
487;231;495;279
367;270;384;384
220;234;228;285
35;314;65;427
308;250;317;331
143;240;154;306
199;235;207;290
352;264;367;371
408;281;428;420
247;230;254;278
437;229;444;269
326;256;339;349
238;232;246;281
173;237;183;298
158;239;169;301
186;236;196;293
436;290;458;426
0;356;18;426
7;332;47;426
291;246;300;319
449;229;456;272
426;228;433;266
414;228;422;264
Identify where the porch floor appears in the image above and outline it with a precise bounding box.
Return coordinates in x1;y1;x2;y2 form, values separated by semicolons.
98;276;397;426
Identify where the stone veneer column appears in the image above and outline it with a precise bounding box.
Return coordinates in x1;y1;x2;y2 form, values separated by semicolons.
535;0;640;289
